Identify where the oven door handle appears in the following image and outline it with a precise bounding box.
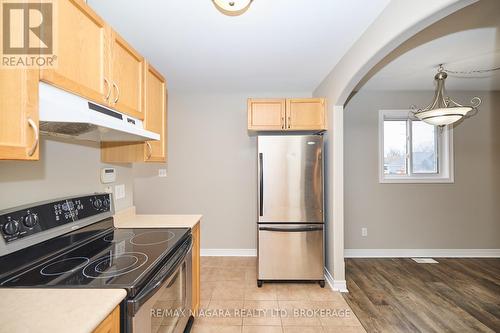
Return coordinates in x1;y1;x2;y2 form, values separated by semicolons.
128;236;193;315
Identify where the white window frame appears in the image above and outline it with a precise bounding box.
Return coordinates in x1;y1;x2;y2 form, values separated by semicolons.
378;110;454;184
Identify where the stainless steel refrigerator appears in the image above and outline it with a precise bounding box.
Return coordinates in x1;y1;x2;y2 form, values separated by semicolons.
257;135;325;287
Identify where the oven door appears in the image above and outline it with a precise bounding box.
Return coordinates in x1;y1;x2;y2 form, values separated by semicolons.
127;237;192;333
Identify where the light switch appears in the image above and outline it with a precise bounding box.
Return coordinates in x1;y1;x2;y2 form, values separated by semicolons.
158;169;167;177
115;184;125;200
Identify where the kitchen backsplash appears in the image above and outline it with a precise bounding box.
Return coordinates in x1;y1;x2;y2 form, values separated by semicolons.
0;137;134;212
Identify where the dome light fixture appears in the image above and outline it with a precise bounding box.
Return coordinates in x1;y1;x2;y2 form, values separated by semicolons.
410;65;481;127
212;0;253;16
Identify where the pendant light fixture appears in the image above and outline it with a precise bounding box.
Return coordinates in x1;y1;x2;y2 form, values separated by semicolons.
410;65;481;127
212;0;253;16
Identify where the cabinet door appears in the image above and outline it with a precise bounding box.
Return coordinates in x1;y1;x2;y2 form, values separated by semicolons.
144;64;167;162
0;69;39;160
248;99;285;130
286;98;327;130
191;222;201;313
40;0;109;105
93;306;120;333
101;64;167;164
110;31;145;120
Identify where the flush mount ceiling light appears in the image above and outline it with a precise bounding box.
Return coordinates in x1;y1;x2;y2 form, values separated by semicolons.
410;65;481;127
212;0;253;16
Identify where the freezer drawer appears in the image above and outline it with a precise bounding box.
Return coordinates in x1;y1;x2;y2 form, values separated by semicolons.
258;224;324;280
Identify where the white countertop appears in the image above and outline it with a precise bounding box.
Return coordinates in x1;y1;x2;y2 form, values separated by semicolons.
0;288;126;333
113;206;201;229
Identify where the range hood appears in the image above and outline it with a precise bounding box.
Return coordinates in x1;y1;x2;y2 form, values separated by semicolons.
39;82;160;142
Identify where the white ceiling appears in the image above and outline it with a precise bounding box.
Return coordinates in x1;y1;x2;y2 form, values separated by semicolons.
87;0;389;93
359;0;500;91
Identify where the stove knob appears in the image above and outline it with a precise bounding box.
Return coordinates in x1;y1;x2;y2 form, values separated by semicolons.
23;213;39;228
102;198;110;209
3;219;20;236
93;199;103;210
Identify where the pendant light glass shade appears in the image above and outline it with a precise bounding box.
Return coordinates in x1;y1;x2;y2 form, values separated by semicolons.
411;67;481;127
414;107;472;126
212;0;253;16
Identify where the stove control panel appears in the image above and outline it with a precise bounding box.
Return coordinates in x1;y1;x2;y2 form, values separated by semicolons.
0;194;112;243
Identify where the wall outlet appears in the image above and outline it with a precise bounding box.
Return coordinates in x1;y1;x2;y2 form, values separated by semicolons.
115;184;125;200
361;227;368;237
158;169;167;177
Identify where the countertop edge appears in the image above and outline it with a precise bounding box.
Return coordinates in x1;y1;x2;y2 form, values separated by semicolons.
113;207;202;229
0;288;126;333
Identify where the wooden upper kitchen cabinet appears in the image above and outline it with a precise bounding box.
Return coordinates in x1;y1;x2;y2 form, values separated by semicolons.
101;63;167;163
40;0;110;105
248;98;286;130
41;1;145;120
109;31;146;120
93;306;120;333
143;64;167;162
0;69;40;160
286;98;327;130
247;97;326;131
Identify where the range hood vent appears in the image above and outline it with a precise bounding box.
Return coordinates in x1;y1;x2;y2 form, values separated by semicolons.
39;82;160;142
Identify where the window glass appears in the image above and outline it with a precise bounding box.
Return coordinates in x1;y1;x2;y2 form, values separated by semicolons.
383;120;407;175
412;121;438;174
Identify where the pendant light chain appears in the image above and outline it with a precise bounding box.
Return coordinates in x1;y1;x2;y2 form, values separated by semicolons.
442;65;500;75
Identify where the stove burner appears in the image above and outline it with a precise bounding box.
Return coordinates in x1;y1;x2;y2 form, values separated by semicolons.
130;231;175;246
40;257;90;276
95;255;138;273
103;231;135;243
82;252;148;279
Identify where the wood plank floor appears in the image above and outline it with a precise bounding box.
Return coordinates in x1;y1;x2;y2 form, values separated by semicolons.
343;258;500;333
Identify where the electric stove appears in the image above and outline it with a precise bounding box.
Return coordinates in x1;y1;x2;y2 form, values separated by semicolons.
0;194;194;333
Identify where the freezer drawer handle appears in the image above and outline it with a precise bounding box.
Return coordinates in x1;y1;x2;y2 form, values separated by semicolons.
259;152;264;216
259;226;323;232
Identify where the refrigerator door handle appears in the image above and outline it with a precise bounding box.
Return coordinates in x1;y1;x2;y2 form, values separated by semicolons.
259;226;323;232
259;152;264;217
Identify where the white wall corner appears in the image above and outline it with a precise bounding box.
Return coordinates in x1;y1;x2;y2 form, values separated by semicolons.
333;104;345;282
325;267;348;293
201;249;257;257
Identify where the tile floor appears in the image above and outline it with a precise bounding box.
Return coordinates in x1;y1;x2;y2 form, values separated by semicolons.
191;257;365;333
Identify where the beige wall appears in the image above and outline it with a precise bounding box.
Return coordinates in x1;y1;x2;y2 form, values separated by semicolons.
133;91;310;250
0;138;134;211
344;90;500;249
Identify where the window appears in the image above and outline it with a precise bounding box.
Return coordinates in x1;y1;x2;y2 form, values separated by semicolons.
379;110;453;183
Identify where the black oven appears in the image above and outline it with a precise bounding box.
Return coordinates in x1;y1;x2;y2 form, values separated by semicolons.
125;235;193;333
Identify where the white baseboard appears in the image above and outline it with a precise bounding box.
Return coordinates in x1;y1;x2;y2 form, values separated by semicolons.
345;249;500;258
324;267;348;293
201;249;257;257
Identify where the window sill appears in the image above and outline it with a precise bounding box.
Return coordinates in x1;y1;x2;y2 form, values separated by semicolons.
379;176;454;184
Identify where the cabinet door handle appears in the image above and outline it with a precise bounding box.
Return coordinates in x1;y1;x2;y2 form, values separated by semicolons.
287;115;291;129
103;78;111;101
112;81;120;103
27;118;39;157
281;116;284;130
146;142;152;160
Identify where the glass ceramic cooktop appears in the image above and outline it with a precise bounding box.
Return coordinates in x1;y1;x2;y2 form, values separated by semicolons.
0;228;189;295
